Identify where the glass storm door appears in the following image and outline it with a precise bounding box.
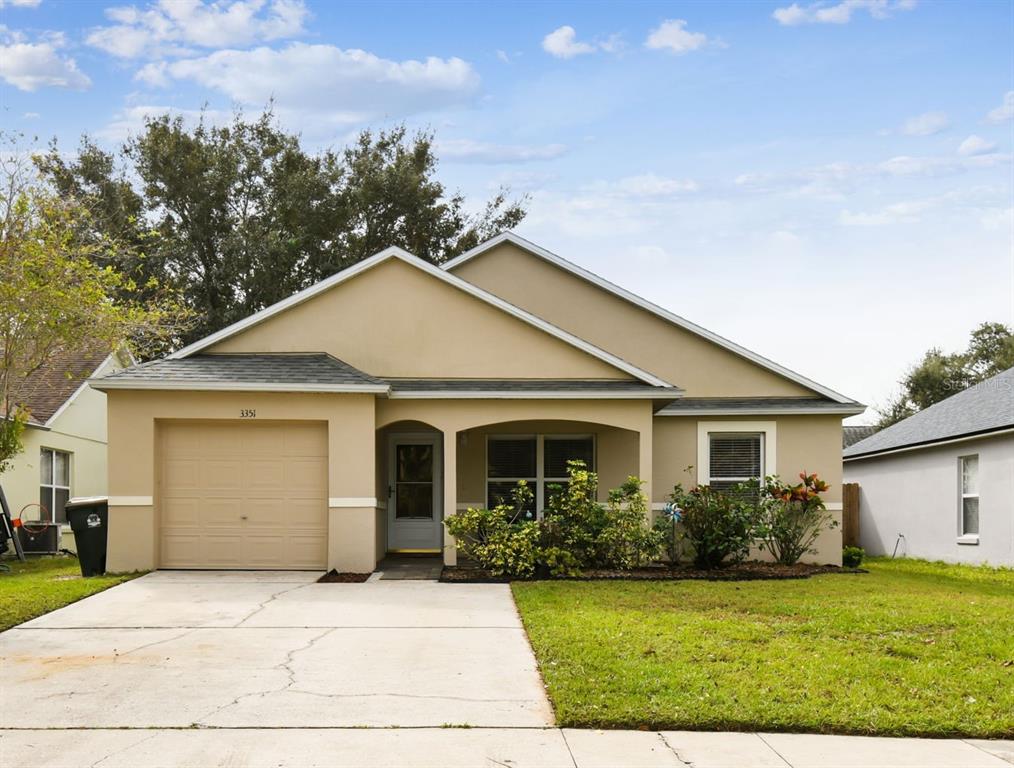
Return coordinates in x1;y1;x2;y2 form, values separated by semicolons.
387;434;442;552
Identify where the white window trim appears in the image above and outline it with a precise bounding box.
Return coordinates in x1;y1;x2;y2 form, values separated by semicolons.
697;421;776;486
39;447;72;524
486;433;596;518
958;455;979;543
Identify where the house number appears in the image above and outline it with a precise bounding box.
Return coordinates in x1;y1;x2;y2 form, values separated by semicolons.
240;409;256;418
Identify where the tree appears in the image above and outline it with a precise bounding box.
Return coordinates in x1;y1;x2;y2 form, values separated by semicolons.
1;137;186;472
36;110;527;347
878;322;1014;428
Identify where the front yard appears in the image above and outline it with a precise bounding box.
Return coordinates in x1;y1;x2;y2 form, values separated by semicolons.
0;556;140;631
512;558;1014;738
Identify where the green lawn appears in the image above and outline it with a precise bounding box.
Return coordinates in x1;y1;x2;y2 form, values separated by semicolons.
0;556;141;631
512;558;1014;738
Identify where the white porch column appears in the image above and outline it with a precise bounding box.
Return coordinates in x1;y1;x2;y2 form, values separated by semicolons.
639;426;653;515
442;428;458;566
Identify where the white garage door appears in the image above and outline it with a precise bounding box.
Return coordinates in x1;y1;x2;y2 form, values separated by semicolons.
160;421;328;569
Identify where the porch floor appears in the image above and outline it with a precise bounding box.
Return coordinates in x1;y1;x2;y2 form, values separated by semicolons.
376;554;444;580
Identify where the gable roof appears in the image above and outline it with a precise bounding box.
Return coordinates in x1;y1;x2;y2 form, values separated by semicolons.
91;354;389;393
842;424;880;449
168;246;673;389
444;232;858;405
844;367;1014;460
2;345;112;427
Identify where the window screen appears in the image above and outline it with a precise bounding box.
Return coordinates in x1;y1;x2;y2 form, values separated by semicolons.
960;455;979;536
708;433;762;491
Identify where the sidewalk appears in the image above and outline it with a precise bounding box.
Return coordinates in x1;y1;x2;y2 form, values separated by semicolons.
2;727;1011;767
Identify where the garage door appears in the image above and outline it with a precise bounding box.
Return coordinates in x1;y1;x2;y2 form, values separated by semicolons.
160;421;328;569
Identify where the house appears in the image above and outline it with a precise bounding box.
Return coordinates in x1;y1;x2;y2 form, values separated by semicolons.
843;424;879;449
843;366;1014;565
1;346;125;551
90;233;864;573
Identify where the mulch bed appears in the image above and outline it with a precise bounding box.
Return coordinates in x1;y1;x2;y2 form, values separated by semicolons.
440;562;866;583
317;570;372;583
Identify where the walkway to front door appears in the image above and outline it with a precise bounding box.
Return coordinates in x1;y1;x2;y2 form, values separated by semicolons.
375;554;443;580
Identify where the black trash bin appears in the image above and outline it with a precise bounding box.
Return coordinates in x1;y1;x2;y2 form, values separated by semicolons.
65;497;109;576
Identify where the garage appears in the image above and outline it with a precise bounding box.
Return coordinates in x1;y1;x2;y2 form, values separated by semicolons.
159;421;328;569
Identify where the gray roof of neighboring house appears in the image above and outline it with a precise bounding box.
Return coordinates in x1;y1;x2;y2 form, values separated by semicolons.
842;425;880;449
844;367;1014;459
657;397;864;416
91;354;388;392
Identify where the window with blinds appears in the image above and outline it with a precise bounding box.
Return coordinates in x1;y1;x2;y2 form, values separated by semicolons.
487;434;594;519
707;433;763;491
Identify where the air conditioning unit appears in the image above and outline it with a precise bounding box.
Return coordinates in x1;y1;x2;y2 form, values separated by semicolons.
18;525;60;554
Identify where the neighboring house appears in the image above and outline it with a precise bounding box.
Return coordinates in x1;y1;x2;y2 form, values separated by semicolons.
1;347;126;551
843;424;879;449
844;367;1014;565
90;232;864;573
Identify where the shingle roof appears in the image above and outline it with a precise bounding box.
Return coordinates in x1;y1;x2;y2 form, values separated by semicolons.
842;425;880;449
2;345;111;426
384;379;682;398
92;354;387;392
844;367;1014;458
657;397;863;415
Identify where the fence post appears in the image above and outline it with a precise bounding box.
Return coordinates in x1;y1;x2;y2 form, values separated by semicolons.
842;482;860;547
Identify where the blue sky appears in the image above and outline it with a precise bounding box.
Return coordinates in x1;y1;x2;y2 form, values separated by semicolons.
2;0;1012;419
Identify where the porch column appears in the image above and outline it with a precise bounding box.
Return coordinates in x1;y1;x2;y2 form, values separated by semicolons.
639;427;653;516
442;428;458;566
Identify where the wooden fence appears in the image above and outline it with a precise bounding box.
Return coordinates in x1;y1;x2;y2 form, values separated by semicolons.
842;482;860;547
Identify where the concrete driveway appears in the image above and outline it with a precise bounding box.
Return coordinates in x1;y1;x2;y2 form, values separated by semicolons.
0;571;553;730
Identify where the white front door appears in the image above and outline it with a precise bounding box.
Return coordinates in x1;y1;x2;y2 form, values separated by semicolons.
387;434;443;552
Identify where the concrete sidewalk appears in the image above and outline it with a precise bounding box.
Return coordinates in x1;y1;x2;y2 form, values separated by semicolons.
1;727;1011;767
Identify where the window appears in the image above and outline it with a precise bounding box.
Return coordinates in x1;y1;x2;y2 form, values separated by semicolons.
960;455;979;537
40;448;71;524
707;433;763;491
486;435;595;520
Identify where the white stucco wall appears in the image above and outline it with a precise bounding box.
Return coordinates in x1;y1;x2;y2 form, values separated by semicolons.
843;432;1014;565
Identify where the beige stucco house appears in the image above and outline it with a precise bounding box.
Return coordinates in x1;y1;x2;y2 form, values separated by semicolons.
1;347;125;552
91;233;863;573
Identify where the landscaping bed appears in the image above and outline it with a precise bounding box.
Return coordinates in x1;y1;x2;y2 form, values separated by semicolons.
511;557;1014;738
0;555;142;631
441;561;864;583
317;569;372;583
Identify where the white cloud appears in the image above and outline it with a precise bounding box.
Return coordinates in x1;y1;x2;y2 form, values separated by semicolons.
436;139;567;164
542;25;596;59
0;33;91;91
87;0;309;59
604;173;699;197
495;49;510;63
985;90;1014;123
141;44;479;126
839;199;934;226
957;135;997;157
773;0;916;26
901;111;949;136
624;244;671;265
23;111;40;118
97;104;232;142
644;19;709;54
0;0;43;7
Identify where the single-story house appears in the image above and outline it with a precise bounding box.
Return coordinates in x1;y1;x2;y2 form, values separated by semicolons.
1;346;125;551
91;233;864;573
844;366;1014;565
843;424;879;449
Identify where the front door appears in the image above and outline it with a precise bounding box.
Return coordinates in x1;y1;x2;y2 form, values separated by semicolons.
387;434;442;552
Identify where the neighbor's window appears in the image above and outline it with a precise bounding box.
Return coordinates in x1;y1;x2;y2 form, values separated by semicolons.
960;455;979;537
40;448;71;524
486;435;594;520
707;433;763;492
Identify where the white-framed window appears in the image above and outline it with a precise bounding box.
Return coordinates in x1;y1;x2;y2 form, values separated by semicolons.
959;455;979;538
486;434;595;520
40;448;71;524
697;421;776;491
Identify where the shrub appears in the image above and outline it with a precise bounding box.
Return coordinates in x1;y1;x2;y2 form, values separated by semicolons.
599;477;665;569
444;483;540;578
756;473;837;565
670;483;759;569
842;545;865;568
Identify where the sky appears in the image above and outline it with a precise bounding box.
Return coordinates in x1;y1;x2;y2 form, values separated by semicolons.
1;0;1012;421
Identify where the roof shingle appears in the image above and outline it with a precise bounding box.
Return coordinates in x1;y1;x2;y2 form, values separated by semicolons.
3;345;111;425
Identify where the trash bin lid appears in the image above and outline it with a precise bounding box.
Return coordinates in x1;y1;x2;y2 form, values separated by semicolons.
65;496;109;509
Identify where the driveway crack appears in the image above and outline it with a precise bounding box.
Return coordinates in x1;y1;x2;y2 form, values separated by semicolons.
88;730;159;768
233;583;312;627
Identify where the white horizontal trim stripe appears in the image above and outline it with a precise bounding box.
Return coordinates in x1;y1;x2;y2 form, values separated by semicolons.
456;502;485;510
659;405;864;416
90;379;389;394
166;246;672;388
825;502;843;511
108;496;153;506
843;427;1014;462
328;497;378;508
445;232;858;404
389;390;680;400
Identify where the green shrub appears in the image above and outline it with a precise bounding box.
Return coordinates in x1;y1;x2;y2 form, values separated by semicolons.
669;483;759;569
842;545;865;568
599;477;665;569
444;483;540;578
756;473;837;565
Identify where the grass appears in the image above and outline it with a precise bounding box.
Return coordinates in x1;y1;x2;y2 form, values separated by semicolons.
0;555;141;631
512;558;1014;738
